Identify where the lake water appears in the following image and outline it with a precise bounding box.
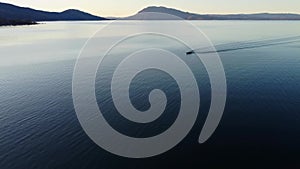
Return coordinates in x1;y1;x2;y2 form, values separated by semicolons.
1;21;300;168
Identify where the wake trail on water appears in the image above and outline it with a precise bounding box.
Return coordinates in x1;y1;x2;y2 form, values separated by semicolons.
186;35;300;55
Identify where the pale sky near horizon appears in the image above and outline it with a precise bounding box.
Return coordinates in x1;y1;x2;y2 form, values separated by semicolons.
2;0;300;17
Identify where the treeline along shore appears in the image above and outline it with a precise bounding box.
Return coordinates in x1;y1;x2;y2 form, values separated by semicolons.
0;18;37;26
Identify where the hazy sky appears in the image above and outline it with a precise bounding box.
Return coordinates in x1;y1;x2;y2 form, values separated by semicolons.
2;0;300;17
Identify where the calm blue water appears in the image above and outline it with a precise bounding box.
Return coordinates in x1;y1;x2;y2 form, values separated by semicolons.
1;21;300;168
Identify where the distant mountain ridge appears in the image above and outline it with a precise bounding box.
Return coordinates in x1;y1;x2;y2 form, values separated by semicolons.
1;2;300;24
0;2;108;21
128;6;300;20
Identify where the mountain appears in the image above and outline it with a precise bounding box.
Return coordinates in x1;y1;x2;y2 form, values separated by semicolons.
126;6;300;20
1;2;300;24
0;2;108;22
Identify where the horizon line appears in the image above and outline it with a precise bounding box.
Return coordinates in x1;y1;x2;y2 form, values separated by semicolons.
2;2;300;18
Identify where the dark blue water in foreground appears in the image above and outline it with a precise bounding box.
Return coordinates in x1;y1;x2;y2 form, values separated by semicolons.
1;21;300;169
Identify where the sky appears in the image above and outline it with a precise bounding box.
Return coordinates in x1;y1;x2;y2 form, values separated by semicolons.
2;0;300;17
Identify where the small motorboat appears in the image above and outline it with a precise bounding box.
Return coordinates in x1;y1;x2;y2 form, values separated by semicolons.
186;50;195;55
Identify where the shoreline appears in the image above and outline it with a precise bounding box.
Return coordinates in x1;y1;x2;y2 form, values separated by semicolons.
0;19;37;26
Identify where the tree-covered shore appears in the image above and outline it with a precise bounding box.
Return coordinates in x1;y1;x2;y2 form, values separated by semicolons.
0;18;37;26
